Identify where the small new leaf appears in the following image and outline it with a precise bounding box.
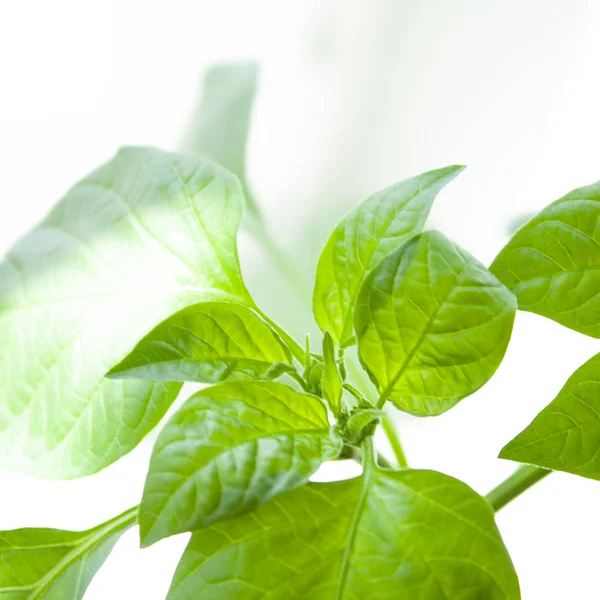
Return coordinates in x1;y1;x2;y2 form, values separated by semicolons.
167;468;519;599
491;179;600;337
107;302;293;383
356;231;516;415
0;507;136;599
500;352;600;479
343;409;384;443
139;381;342;547
313;165;464;347
322;332;343;415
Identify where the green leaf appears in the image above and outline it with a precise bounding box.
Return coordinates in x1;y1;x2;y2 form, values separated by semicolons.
500;352;600;479
0;146;252;478
313;165;465;347
107;301;292;383
0;507;136;599
181;63;261;217
491;179;600;337
167;468;519;599
321;332;343;415
139;380;342;547
356;231;516;416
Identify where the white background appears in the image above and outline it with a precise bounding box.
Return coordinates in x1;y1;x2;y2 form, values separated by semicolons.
2;1;600;598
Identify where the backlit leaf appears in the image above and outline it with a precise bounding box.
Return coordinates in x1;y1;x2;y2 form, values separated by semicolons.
107;302;292;383
356;231;516;415
167;468;519;599
491;180;600;337
500;352;600;479
139;381;342;547
0;146;252;478
313;166;464;347
0;507;136;599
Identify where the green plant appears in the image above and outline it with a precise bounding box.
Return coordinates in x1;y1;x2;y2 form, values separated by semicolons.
3;69;600;600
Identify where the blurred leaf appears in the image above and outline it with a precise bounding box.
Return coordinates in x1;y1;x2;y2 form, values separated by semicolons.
356;231;516;416
181;63;260;217
108;301;293;383
167;469;519;599
0;146;252;478
0;507;136;599
506;212;534;235
491;180;600;338
313;166;464;347
500;352;600;479
139;381;342;547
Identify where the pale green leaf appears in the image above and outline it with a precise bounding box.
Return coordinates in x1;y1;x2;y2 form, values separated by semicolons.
139;381;342;547
181;63;261;218
500;352;600;479
107;301;292;383
321;332;343;415
0;507;136;599
313;165;465;347
356;231;516;415
0;146;252;478
167;468;519;599
491;180;600;337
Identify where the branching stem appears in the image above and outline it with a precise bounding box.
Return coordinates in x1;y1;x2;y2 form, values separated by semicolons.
486;465;551;512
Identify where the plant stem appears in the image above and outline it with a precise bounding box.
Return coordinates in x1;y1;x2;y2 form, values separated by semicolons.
362;436;376;470
486;465;551;512
381;414;408;468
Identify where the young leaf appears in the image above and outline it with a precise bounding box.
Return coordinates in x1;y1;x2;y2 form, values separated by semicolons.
491;179;600;337
139;381;342;547
107;302;293;383
167;469;519;599
356;231;516;415
343;408;384;442
313;165;465;347
0;146;253;478
0;507;136;599
321;331;343;415
500;352;600;479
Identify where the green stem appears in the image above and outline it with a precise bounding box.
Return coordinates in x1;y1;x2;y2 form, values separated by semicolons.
381;414;408;468
486;465;551;512
361;436;376;471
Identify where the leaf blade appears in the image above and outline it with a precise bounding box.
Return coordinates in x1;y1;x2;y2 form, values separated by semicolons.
167;469;519;599
313;166;465;347
0;507;136;600
491;180;600;337
107;301;293;383
0;146;252;478
356;230;517;415
139;380;342;547
500;351;600;479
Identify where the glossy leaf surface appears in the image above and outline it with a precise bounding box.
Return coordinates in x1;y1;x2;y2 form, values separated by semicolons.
108;302;292;383
500;352;600;479
313;166;464;347
491;180;600;337
139;381;342;547
356;231;516;415
0;507;136;599
168;468;519;599
0;146;251;478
